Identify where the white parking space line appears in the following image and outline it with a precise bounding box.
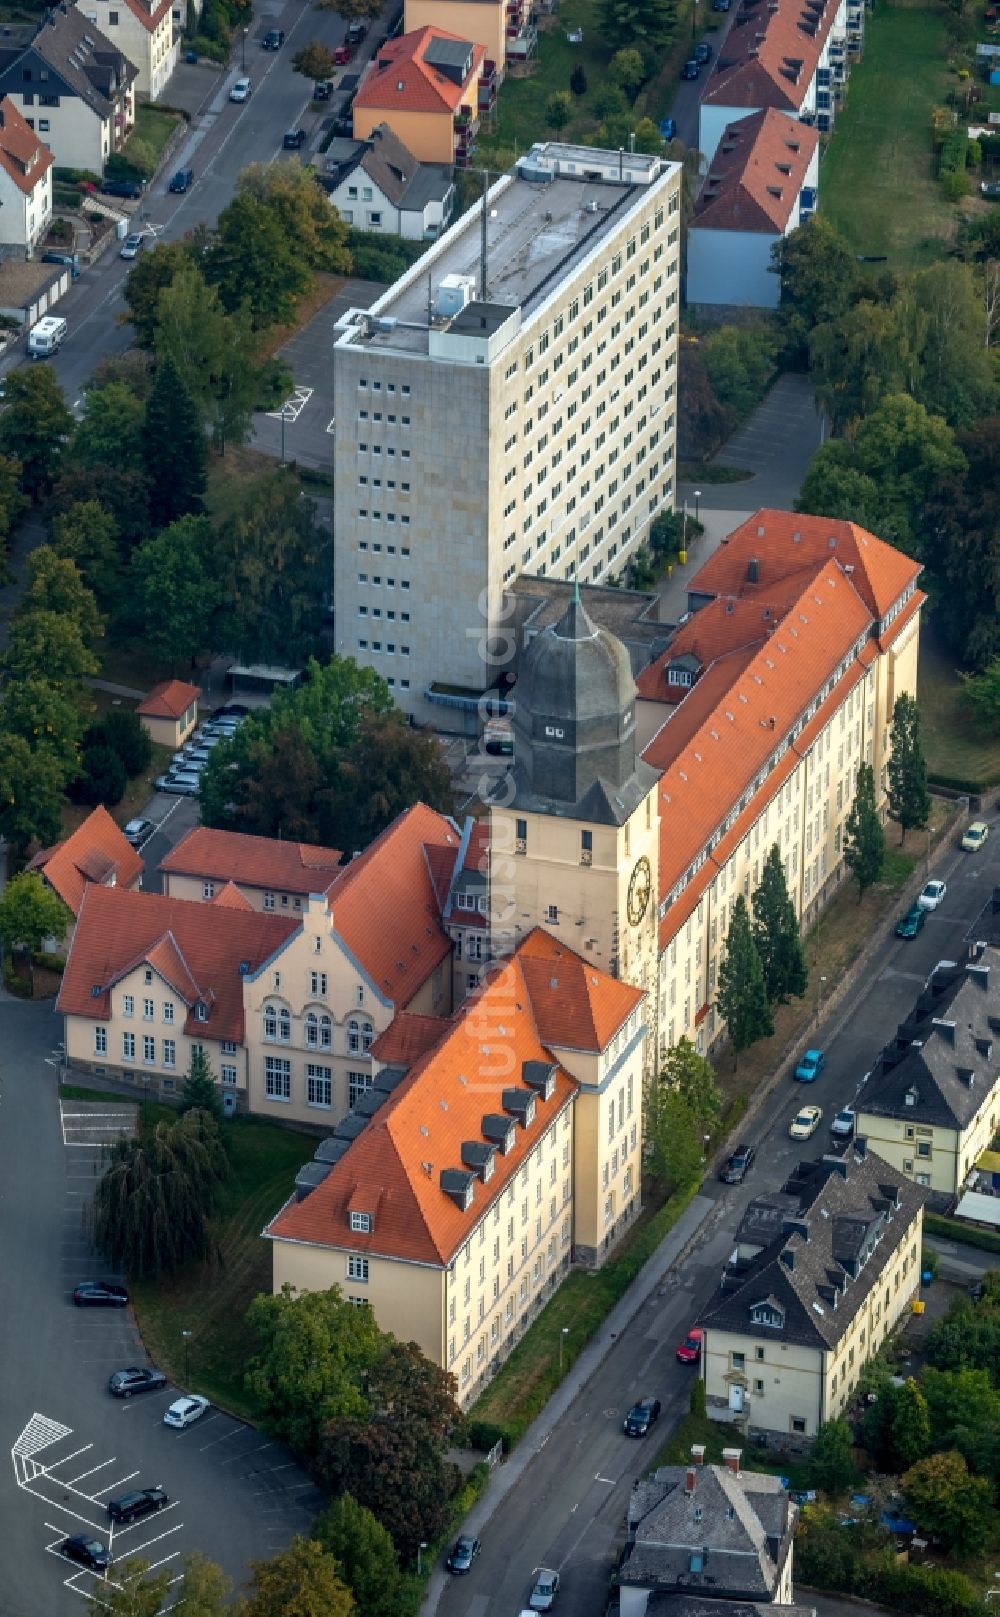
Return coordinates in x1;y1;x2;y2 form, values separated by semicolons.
219;1440;273;1465
89;1470;140;1497
115;1522;185;1561
67;1457;118;1485
43;1444;93;1472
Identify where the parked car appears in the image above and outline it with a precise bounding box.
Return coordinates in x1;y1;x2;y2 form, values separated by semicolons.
962;820;990;852
794;1048;826;1083
102;177;144;199
60;1536;110;1572
41;250;79;276
262;27;284;47
659;116;677;140
830;1107;855;1140
895;904;925;939
169;168;194;193
123;817;154;847
215;703;250;718
694;40;713;61
164;1394;210;1429
333;43;353;64
347;19;366;41
719;1143;755;1184
446;1535;481;1574
918;878;947;910
74;1281;128;1307
622;1397;661;1437
229;76;252;101
676;1326;703;1364
119;232;144;260
108;1366;167;1398
107;1487;168;1523
283;128;307;149
154;773;201;796
314;79;333;99
789;1104;823;1140
529;1570;561;1610
680;58;700;78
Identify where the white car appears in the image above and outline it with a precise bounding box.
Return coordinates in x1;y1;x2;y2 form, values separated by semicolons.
119;233;144;260
789;1105;822;1141
229;76;252;101
123;817;154;847
830;1107;855;1140
164;1394;210;1429
918;879;947;911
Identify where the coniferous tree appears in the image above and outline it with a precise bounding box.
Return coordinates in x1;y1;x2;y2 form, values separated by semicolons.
716;894;773;1064
886;692;930;844
752;843;808;1004
180;1047;224;1123
144;356;207;528
844;761;885;899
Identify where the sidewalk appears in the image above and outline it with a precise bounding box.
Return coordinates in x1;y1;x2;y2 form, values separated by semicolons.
421;1190;715;1617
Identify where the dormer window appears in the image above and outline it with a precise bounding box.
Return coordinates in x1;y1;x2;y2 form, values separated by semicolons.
750;1301;784;1329
350;1211;373;1233
195;1002;208;1022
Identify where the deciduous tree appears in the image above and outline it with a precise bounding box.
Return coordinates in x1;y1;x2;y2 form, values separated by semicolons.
131;515;221;670
0;363;74;498
644;1082;703;1190
200;722;325;838
716;894;773;1062
862;1377;930;1474
545;91;572;131
144;356;207;527
0;449;25;560
123;239;199;348
843;762;884;900
925;415;1000;670
316;0;381;19
235;162;352;274
662;1036;720;1132
212;472;330;662
0;733;67;849
292;40;337;81
154;262;267;451
332;710;455;848
84;1559;173;1617
93;1111;230;1277
245;1284;382;1458
52;500;121;606
886;693;929;842
1;677;85;780
20;546;103;650
961;657;1000;733
807;1419;857;1494
609;46;645;97
72;381;146;479
171;1551;232;1616
239;1537;354;1617
312;1495;408;1617
751;844;807;1005
207;194;312;329
0;871;72;980
902;1450;994;1555
772;216;858;368
5;608;99;690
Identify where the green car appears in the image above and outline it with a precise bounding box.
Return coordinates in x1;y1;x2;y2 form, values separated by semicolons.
896;905;925;939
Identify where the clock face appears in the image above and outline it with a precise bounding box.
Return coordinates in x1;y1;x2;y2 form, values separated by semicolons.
627;855;652;927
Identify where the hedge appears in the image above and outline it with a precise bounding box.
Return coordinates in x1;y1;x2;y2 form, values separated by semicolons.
924;1210;1000;1255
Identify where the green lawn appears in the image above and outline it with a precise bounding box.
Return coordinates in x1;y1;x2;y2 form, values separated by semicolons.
129;102;182;165
919;631;1000;791
130;1116;317;1419
821;0;957;267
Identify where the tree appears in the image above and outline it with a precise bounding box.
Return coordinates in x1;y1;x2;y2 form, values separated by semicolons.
207;194;312;328
171;1551;232;1617
843;762;884;900
96;709;153;778
922;1366;1000;1454
144;356;207;528
72;381;146;479
886;693;929;843
52;500;121;606
180;1048;224;1124
292;40;336;80
545;91;573;131
599;0;677;49
0;872;71;987
240;1537;354;1617
84;1559;172;1617
131;515;221;669
5;609;99;690
751;844;807;1005
245;1284;383;1458
925;415;1000;670
609;46;645;97
0;449;26;558
123;239;199;348
807;1419;856;1494
154;262;271;452
644;1083;703;1190
0;363;74;498
312;1494;408;1617
961;657;1000;733
716;894;773;1061
863;1378;930;1474
317;0;382;18
570;62;587;94
809;297;916;434
74;741;127;807
902;1450;994;1555
235;163;352;275
0;733;67;850
703;322;778;421
332;711;455;849
0;677;85;781
907;260;997;428
93;1110;229;1277
212;472;331;663
20;546;103;650
772;215;859;368
663;1036;720;1132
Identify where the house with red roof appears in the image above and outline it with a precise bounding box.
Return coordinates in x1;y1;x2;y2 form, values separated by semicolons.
28;805;143;939
352;26;485;165
0;97;52;254
687;109;819;308
265;928;646;1400
136;680;199;750
80;0;180;100
160;827;343;915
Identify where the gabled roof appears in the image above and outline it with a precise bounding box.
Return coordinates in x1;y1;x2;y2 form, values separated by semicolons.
58;886;296;1041
160;826;343;896
693;108;818;234
27;805;143;918
266;933;640;1266
354;26;485;115
137;679;199;719
624;1462;794;1598
700;1148;926;1350
516;928;645;1051
210;881;254;911
701;0;840;115
113;0;173;36
0;95;52;195
340;123;452;210
0;6;137;115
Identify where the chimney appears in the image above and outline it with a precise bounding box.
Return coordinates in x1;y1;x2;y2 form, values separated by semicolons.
691;1444;706;1465
853;1135;868;1162
722;1447;742;1475
780;1244;796;1271
685;1463;698;1494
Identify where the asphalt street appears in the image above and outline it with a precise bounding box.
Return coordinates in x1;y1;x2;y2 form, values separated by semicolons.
432;816;1000;1617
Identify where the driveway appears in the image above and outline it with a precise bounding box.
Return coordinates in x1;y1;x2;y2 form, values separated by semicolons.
0;1003;323;1617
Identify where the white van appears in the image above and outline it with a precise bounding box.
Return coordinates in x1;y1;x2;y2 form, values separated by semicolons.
28;315;67;357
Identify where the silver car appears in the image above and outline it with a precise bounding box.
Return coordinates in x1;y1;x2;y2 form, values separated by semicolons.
155;772;201;797
530;1571;560;1611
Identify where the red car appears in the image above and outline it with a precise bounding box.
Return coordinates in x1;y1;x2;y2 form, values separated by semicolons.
676;1327;703;1364
333;43;352;64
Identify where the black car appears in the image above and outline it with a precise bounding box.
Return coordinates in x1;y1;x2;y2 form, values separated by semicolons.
74;1280;128;1308
680;58;700;79
101;177;144;199
262;27;284;47
107;1487;169;1523
283;128;307;149
694;40;713;62
169;168;194;193
61;1536;110;1572
623;1397;662;1437
314;79;333;99
719;1143;755;1185
108;1366;168;1398
446;1535;481;1573
214;703;250;718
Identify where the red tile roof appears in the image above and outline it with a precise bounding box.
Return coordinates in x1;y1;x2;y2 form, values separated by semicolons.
119;0;173;34
28;805;143;918
58;886;296;1041
515;928;644;1051
464;819;490;873
211;881;254;911
370;1011;451;1066
0;97;52;196
137;679;200;720
701;0;840;116
355;26;485;115
161;827;343;896
266;932;639;1265
693;108;819;234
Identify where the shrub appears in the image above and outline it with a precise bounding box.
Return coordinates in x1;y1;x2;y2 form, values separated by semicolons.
73;744;127;807
466;1420;506;1453
942;168;971;201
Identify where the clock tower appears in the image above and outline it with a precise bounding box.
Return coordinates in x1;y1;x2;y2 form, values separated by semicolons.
488;587;661;1018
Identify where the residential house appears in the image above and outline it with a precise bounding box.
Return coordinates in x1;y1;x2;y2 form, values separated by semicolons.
699;1148;926;1440
620;1448;803;1617
351;27;485;166
264;927;646;1402
403;0;506;70
856;946;1000;1197
324;123;454;240
0;4;137;173
136;678;198;748
27;804;143;940
697;0;862;166
80;0;180;101
0;96;53;253
160;827;343;915
687;109;818;308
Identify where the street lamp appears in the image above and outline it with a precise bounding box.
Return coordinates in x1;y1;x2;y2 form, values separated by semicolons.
417;1542;428;1575
559;1325;570;1374
691;0;699;43
816;974;827;1017
241;25;248;71
181;1328;193;1386
694;489;702;527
